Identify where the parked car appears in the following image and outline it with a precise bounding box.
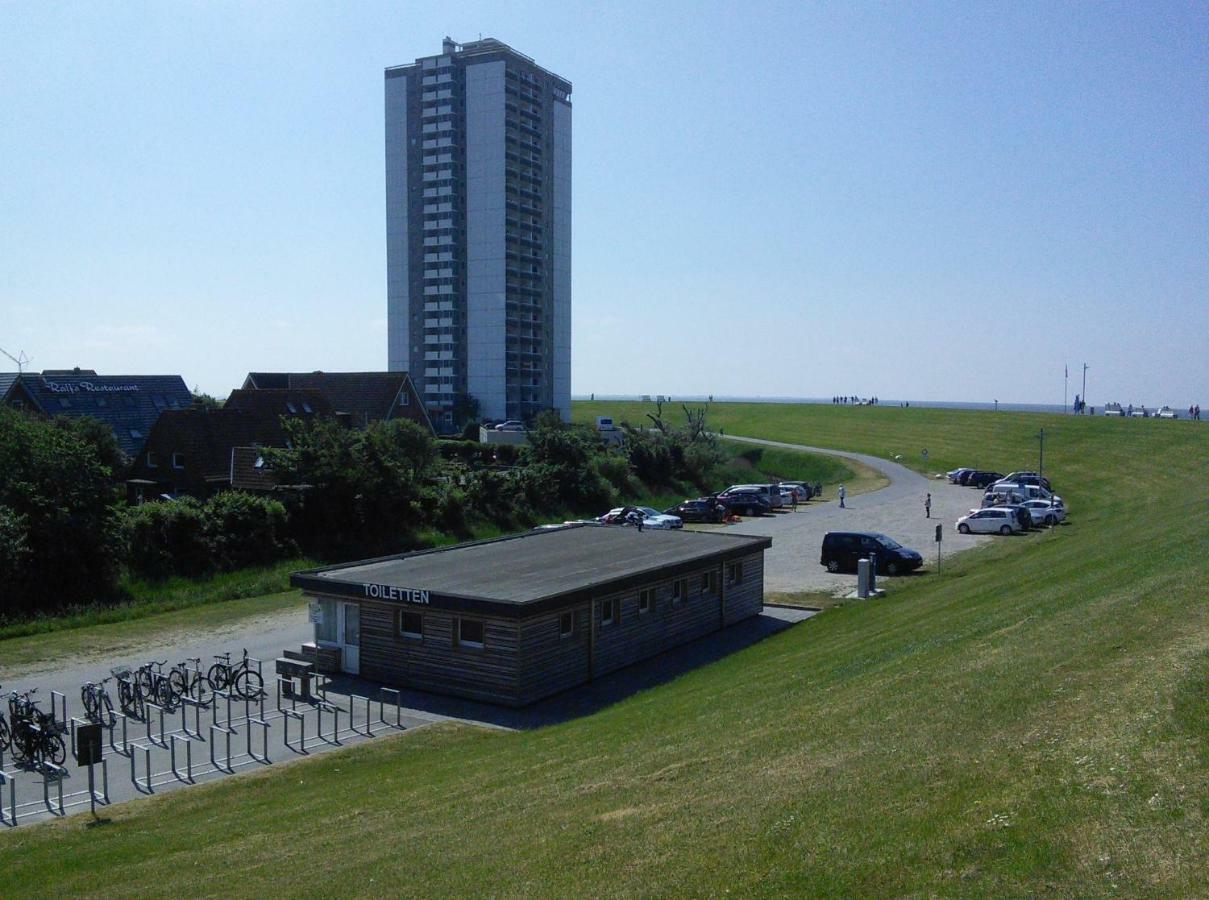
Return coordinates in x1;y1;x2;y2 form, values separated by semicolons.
997;503;1035;529
948;468;975;484
1000;472;1053;491
983;488;1026;507
819;532;923;575
956;508;1022;535
665;498;729;524
494;420;526;432
714;491;772;517
966;471;1004;489
1022;499;1065;525
598;506;683;529
720;484;784;509
778;481;813;502
1157;406;1178;419
1103;402;1124;416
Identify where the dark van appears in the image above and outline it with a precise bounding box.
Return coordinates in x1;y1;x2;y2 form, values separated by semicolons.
820;532;923;576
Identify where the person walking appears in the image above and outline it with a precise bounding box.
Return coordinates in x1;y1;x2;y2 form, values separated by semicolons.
838;484;846;508
925;492;932;518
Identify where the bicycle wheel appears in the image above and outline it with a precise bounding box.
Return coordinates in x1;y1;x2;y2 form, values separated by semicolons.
117;679;134;714
207;663;230;692
0;716;9;752
154;678;177;711
100;693;117;729
82;688;99;723
233;668;264;701
192;672;213;705
46;733;66;767
168;668;189;697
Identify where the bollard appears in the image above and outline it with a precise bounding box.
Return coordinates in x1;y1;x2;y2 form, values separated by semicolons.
857;558;871;599
868;552;878;594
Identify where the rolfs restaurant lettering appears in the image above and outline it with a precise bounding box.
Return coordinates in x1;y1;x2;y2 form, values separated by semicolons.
44;381;141;394
364;584;430;604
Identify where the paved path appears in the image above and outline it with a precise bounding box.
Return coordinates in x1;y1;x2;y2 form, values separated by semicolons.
714;435;992;593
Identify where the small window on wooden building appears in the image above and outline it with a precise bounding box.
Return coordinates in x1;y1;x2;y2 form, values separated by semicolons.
638;588;654;614
601;597;618;626
559;611;574;638
457;617;485;648
400;611;424;640
146;452;158;468
727;561;744;587
701;571;718;596
672;578;688;608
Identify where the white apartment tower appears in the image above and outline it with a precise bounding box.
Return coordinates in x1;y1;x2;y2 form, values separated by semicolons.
386;37;571;428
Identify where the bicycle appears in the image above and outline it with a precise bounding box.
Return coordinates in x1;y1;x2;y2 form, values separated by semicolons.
0;683;10;754
208;649;264;701
133;660;179;712
168;657;212;705
81;677;118;728
112;666;145;720
6;690;66;768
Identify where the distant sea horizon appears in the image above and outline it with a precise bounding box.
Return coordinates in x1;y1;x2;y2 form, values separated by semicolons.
573;395;1081;415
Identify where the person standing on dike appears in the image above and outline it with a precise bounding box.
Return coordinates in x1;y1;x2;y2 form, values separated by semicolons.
838;484;846;508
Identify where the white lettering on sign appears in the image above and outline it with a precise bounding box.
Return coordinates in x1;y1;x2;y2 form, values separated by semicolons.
307;600;324;624
364;584;430;605
45;381;141;394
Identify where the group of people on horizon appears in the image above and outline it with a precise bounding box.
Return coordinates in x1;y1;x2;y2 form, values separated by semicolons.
1191;405;1202;420
833;396;879;405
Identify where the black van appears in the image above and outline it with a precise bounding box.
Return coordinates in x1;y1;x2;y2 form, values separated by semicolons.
820;532;923;575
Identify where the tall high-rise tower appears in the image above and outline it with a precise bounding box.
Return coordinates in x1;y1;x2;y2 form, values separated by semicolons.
386;37;571;429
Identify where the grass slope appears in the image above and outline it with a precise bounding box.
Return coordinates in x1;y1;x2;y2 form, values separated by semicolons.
1;404;1206;896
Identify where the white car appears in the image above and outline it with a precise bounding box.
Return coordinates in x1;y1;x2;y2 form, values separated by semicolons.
957;508;1023;535
1103;403;1124;416
1022;499;1065;525
600;507;683;529
1157;406;1178;420
494;420;526;432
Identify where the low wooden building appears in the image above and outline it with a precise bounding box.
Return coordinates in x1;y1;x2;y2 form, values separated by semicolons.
291;525;772;706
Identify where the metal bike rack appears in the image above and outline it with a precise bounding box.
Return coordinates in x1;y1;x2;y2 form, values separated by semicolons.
170;734;195;784
130;743;153;794
0;764;17;826
180;696;206;740
144;702;168;748
243;692;265;730
276;675;299;712
316;702;341;746
42;763;66;816
50;690;68;727
282;708;306;755
109;712;132;757
209;723;235;774
91;758;110;806
211;690;236;732
352;694;375;737
379;688;404;729
246;716;271;764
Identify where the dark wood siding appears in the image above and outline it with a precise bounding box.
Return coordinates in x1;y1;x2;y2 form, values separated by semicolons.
592;563;728;679
723;552;764;626
355;599;524;705
516;606;591;705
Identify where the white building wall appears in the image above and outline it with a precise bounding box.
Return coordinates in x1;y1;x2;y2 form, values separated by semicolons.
551;99;573;420
465;60;508;421
385;74;410;372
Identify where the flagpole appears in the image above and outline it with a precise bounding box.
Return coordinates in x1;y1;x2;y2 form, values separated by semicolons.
1065;365;1069;413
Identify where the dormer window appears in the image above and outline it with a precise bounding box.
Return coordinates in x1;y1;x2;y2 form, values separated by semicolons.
146;451;158;468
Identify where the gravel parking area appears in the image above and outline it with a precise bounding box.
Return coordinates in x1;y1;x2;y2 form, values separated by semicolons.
710;436;994;593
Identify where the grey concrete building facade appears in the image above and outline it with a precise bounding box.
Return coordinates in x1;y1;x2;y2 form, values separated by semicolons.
386;37;571;429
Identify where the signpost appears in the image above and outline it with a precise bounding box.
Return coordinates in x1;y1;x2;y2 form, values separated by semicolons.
935;523;943;573
74;722;103;817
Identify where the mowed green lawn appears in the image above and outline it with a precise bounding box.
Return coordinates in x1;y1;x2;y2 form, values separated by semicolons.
2;404;1206;896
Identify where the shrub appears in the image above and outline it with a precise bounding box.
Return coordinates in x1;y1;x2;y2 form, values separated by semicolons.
122;497;211;581
203;491;294;571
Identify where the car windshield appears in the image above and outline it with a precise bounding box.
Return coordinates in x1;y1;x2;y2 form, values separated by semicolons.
638;507;660;517
873;534;902;549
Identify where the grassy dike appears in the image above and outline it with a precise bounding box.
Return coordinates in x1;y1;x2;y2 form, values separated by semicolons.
1;404;1206;896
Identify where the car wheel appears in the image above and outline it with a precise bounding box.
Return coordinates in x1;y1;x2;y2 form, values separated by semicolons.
1045;515;1055;526
999;525;1011;535
886;561;899;576
957;523;970;534
826;559;840;573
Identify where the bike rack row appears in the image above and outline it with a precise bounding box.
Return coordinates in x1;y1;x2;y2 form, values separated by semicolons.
1;675;407;827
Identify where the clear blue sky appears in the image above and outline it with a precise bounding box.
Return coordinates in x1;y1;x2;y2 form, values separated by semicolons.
2;1;1206;407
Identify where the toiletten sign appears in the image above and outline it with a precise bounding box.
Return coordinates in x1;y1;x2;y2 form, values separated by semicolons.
364;583;430;604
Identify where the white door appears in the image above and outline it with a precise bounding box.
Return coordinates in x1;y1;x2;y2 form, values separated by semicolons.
340;603;360;675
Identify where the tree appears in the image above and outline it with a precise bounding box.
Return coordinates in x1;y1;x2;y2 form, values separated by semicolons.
0;407;123;613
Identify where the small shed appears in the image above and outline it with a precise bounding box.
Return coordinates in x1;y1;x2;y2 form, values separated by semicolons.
291;525;772;706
